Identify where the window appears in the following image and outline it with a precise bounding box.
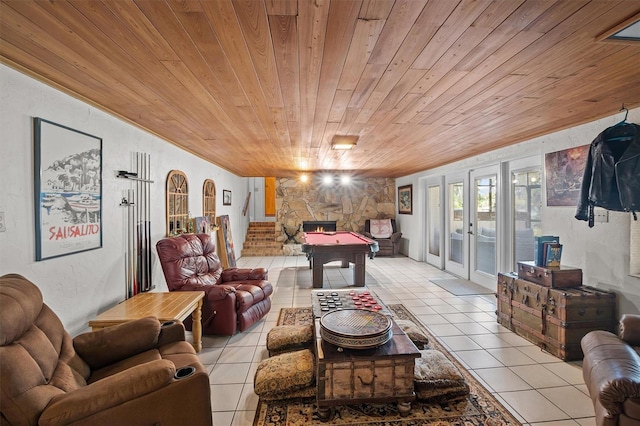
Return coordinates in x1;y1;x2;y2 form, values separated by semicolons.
203;179;216;229
166;170;189;236
512;169;541;267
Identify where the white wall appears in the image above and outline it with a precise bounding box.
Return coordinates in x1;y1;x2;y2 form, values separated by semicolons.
397;107;640;314
0;64;249;335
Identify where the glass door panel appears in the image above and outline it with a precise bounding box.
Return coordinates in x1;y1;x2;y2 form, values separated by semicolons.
425;177;444;269
473;175;497;275
444;172;468;278
428;185;441;256
449;182;464;263
470;165;499;288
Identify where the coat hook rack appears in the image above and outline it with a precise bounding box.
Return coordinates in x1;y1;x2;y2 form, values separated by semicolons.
619;104;629;121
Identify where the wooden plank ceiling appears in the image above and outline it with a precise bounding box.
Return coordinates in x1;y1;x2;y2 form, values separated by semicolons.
1;0;639;178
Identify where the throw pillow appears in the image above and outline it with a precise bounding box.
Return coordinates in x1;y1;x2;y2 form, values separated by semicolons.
254;349;315;399
266;324;313;356
370;219;392;238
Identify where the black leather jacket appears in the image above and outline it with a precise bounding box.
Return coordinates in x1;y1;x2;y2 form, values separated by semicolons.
575;122;640;227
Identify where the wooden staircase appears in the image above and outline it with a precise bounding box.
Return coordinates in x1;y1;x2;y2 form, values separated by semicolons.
241;222;283;257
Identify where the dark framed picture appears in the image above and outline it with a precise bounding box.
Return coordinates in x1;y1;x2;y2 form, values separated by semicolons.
34;118;102;260
398;184;413;215
545;145;589;206
223;189;231;206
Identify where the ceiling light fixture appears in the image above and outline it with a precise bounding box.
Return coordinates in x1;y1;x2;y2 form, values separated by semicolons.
331;135;359;150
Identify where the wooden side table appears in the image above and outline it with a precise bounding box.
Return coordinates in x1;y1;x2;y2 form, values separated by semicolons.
88;291;205;352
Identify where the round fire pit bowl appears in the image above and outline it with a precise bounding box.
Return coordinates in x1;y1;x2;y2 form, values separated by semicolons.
319;308;392;349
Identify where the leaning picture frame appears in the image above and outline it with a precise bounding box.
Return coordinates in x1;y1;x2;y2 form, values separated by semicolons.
398;184;413;215
34;118;103;260
223;189;232;206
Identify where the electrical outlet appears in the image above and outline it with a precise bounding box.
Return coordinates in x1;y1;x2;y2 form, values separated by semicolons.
594;208;609;223
0;211;5;232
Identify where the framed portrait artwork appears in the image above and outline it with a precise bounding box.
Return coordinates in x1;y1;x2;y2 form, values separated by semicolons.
34;118;103;260
223;189;231;206
398;184;413;215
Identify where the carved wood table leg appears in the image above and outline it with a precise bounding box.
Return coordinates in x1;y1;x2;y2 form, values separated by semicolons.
191;299;203;353
397;401;412;417
317;406;333;422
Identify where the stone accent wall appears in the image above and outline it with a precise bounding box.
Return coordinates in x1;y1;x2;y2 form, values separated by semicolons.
276;176;396;243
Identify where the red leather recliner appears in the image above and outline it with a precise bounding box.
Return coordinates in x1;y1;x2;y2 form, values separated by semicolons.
156;233;273;336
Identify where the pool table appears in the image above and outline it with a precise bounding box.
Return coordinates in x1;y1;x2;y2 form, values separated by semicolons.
301;231;379;288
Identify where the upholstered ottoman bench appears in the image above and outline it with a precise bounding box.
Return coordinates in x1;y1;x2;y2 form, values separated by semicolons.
395;319;429;349
414;349;469;403
253;349;316;401
266;324;314;356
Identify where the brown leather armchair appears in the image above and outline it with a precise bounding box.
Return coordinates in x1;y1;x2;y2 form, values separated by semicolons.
581;314;640;426
156;233;273;336
0;273;212;426
363;218;402;256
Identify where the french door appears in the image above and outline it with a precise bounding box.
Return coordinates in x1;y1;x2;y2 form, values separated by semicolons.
469;165;500;288
444;172;468;277
441;166;500;286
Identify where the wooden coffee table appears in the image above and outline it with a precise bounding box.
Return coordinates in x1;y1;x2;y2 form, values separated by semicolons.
88;291;205;352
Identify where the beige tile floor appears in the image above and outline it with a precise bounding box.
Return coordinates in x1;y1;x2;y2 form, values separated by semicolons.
194;255;597;426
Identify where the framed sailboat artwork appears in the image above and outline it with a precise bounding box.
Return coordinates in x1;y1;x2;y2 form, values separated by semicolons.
34;118;103;260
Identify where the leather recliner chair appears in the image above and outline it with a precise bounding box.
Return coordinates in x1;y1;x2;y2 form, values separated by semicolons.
363;218;402;256
581;314;640;426
156;233;273;336
0;273;212;426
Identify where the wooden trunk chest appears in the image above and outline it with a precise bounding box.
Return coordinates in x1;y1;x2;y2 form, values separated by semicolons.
315;318;420;418
497;273;616;360
517;261;583;288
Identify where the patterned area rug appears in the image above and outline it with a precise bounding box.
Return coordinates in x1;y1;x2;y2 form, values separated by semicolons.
253;305;522;425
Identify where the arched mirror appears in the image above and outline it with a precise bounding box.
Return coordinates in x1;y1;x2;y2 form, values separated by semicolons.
203;179;216;231
166;170;189;236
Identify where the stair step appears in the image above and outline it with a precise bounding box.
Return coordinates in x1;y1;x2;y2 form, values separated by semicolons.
241;248;283;256
242;221;282;257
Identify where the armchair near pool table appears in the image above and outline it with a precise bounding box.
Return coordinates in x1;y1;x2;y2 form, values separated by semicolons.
363;219;402;256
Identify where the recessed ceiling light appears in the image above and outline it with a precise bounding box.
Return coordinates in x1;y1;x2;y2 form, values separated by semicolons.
331;135;358;150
